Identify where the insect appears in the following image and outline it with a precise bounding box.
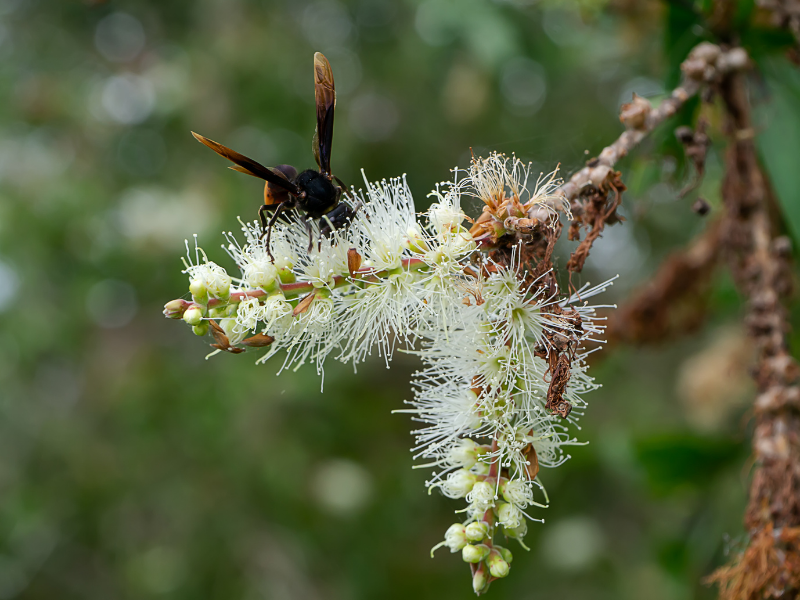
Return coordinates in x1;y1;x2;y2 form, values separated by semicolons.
191;52;357;260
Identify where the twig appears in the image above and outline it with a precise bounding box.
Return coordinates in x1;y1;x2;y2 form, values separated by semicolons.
536;43;747;275
708;55;800;600
552;44;748;208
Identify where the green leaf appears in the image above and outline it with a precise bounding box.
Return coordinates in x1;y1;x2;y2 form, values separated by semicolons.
633;433;741;495
756;58;800;246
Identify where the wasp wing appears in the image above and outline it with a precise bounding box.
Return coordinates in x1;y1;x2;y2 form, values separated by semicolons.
312;52;336;176
191;132;300;196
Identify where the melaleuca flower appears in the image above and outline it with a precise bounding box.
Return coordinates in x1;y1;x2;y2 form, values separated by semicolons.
497;502;524;529
182;237;232;300
437;469;478;499
352;172;421;271
466;480;496;517
163;154;617;595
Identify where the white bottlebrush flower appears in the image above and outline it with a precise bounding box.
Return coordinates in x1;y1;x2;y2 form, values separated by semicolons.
438;469;478;499
353;172;421;271
465;480;496;516
262;294;293;333
446;438;482;469
182;236;232;299
497;502;523;529
234;296;263;334
336;269;423;366
501;479;535;509
166;155;617;593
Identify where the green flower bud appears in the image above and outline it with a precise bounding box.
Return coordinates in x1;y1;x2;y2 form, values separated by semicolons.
183;306;204;326
208;306;225;319
192;322;208;336
472;565;489;594
462;544;490;564
189;279;207;302
486;550;510;578
225;303;238;317
465;521;490;543
278;267;296;284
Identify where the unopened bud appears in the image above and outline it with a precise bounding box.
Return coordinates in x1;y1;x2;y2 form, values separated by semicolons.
619;93;651;130
486;550;510;578
278;267;296;284
163;299;187;319
499;546;513;564
192;322;208;336
189;279;207;302
183;306;204;326
462;544;490;564
472;565;489;594
465;521;490;542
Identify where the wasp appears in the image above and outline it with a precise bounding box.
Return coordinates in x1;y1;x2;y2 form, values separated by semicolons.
192;52;357;260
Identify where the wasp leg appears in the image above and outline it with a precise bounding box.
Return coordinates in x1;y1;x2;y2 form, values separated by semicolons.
259;204;271;236
263;203;288;263
303;214;315;253
319;201;361;239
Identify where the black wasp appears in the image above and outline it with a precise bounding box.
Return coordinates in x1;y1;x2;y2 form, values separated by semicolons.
192;52;357;260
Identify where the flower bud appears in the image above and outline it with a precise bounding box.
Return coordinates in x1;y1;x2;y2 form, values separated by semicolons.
443;524;467;552
465;521;489;542
189;279;207;302
472;565;489;594
278;267;296;284
486;550;510;578
183;306;204;326
192;322;208;336
499;546;513;564
163;299;187;319
462;544;490;564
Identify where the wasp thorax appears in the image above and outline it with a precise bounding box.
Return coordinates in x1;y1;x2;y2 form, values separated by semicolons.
295;169;338;217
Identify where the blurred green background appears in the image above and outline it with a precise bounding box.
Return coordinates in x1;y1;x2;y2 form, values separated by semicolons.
3;0;800;598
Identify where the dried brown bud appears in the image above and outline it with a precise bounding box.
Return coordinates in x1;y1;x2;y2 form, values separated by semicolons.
620;93;651;130
675;126;695;144
773;236;792;258
692;197;711;216
689;42;721;65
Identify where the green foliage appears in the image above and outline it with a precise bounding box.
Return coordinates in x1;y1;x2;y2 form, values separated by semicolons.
634;433;742;496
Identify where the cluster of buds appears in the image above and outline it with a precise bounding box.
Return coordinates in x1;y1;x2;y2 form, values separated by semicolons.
163;153;614;594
